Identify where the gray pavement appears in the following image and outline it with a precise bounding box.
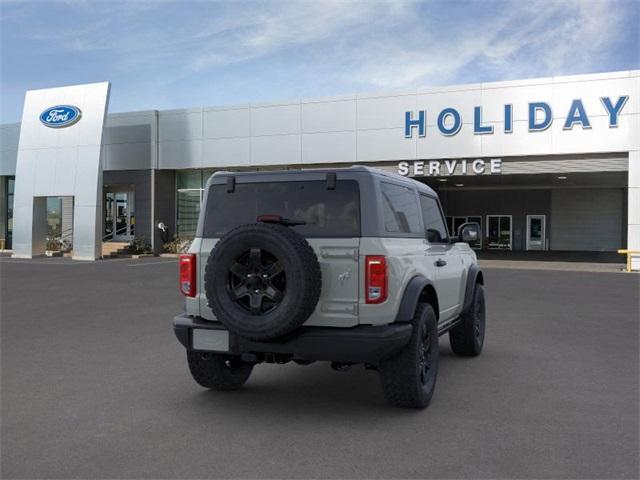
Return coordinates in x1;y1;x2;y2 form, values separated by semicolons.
1;257;638;479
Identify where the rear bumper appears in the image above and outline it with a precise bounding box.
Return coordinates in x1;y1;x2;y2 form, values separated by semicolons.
173;314;412;364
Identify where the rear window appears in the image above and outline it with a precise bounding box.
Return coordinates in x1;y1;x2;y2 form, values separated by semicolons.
203;180;361;238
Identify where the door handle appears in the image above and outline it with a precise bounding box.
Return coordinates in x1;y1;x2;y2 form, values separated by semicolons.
435;258;447;267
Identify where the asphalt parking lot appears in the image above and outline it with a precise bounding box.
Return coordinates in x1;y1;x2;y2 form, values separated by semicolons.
1;257;638;479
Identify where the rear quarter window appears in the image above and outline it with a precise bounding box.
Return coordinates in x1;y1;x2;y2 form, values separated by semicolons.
203;180;361;238
380;182;422;234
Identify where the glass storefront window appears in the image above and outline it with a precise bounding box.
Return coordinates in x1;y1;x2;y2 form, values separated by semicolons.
175;169;221;238
202;169;216;187
46;197;63;237
486;215;512;250
177;189;201;238
177;170;202;190
6;177;15;248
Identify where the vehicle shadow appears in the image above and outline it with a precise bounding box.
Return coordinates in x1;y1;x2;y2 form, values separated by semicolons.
175;340;468;422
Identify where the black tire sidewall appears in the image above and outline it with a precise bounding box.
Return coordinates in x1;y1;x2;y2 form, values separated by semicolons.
449;283;485;356
379;303;439;408
205;224;321;340
473;285;486;351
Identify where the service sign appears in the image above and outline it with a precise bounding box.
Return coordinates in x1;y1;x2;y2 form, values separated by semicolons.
39;105;82;128
398;158;502;177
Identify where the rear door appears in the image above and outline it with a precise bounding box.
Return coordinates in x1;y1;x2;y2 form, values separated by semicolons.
199;177;361;327
305;238;360;327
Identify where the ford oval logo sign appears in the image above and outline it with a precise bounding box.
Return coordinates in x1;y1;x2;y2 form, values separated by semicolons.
39;105;82;128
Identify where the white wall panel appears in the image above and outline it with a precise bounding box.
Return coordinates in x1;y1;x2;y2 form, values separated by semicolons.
203;108;250;139
105;142;152;170
481;83;554;123
480;120;553;157
551;115;635;154
53;149;77;195
357;94;416;130
251;104;300;136
357;128;416;161
202;137;250;166
159;110;202;141
159;140;202;169
0;150;17;175
250;134;300;166
301;99;356;133
302;131;356;164
1;124;20;151
416;125;482;159
73;146;102;206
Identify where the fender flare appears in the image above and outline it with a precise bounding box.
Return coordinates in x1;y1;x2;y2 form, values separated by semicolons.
394;276;436;323
462;264;483;314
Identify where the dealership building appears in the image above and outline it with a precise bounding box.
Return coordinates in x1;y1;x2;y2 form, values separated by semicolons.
1;70;639;268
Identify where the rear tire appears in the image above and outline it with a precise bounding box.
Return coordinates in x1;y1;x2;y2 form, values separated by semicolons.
449;283;485;356
379;303;439;409
187;351;253;390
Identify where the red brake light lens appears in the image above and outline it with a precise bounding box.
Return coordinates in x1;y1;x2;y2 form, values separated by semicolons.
179;254;196;297
365;255;387;304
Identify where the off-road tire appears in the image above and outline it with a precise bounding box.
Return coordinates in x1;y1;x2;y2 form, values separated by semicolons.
449;283;485;356
187;351;253;390
205;223;321;341
379;303;439;409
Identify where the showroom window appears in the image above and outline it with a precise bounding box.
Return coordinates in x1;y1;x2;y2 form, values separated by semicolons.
176;170;216;238
5;177;14;248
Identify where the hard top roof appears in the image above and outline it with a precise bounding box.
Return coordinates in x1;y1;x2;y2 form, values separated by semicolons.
208;165;436;196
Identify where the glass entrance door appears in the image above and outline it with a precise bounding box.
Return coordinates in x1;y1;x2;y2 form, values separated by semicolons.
104;189;134;241
486;215;512;250
526;215;546;251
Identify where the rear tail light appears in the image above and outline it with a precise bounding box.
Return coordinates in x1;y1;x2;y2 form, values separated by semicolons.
365;255;387;304
179;254;196;297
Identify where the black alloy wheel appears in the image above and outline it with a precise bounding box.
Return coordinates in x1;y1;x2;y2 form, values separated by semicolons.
228;248;286;315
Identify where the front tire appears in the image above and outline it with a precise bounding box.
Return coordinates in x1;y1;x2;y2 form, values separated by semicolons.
379;303;439;409
187;351;253;390
449;283;485;356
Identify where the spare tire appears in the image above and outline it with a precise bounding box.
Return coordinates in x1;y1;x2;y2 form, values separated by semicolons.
204;223;322;340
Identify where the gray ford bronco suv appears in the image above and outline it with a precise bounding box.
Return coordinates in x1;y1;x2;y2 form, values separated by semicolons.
173;166;485;408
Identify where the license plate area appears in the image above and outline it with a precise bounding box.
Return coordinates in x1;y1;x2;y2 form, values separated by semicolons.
192;329;229;352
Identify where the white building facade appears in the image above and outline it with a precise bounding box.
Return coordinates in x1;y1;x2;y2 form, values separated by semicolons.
1;71;638;267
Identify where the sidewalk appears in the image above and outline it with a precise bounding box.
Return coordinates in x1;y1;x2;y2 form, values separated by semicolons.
478;259;627;273
477;250;627;273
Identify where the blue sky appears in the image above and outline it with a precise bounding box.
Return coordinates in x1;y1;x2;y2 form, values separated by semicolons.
1;0;638;123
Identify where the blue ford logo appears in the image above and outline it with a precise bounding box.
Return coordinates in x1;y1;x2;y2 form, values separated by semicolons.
39;105;82;128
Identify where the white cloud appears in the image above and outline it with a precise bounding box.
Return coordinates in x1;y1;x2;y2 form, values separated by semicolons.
339;0;634;89
5;0;637;92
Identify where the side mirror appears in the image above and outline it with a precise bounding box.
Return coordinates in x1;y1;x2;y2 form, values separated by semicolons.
457;222;480;243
